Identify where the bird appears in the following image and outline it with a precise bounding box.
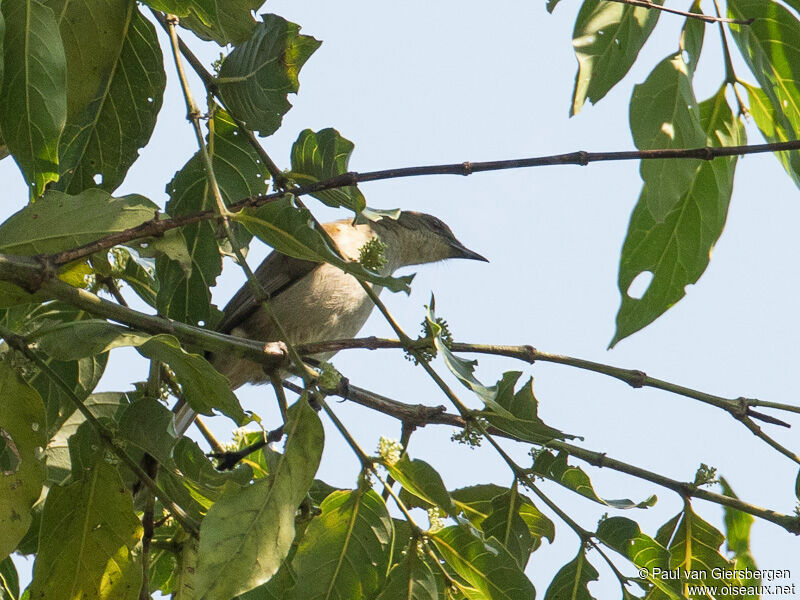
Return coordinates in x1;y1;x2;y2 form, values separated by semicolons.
173;211;486;435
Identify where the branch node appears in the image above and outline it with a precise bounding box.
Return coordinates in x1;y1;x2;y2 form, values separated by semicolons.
578;151;589;166
521;344;537;363
628;369;647;388
460;161;473;176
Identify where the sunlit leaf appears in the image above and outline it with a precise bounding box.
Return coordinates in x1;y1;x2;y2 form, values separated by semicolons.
543;547;599;600
386;454;458;518
141;0;262;45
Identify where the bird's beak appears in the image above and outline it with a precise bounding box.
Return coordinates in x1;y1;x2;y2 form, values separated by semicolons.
451;243;489;262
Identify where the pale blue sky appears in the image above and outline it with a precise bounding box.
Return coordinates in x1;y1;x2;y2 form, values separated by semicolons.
4;0;800;596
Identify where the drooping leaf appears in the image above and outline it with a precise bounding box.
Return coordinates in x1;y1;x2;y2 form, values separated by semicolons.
141;0;262;45
156;107;269;327
729;0;800;189
31;320;246;424
0;0;66;197
612;81;744;346
385;454;458;518
570;0;663;115
233;197;413;293
287;487;394;600
596;516;681;599
477;370;576;443
376;548;440;600
531;450;656;509
195;398;323;599
0;362;46;560
289;128;366;212
30;458;142;600
51;2;166;193
543;547;599;600
216;14;321;136
0;556;19;600
719;478;760;595
431;525;536;600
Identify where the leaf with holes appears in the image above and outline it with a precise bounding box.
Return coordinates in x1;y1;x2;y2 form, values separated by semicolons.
216;14;320;136
544;548;599;600
51;1;165;194
570;0;663;115
0;363;46;560
612;84;744;346
0;0;66;197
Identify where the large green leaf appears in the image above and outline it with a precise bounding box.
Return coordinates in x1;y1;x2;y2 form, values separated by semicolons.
570;0;662;115
531;450;656;509
376;549;440;600
0;0;66;197
30;458;142;600
482;487;553;568
216;14;321;136
233;197;413;293
141;0;261;45
612;85;744;346
431;525;536;600
596;516;681;599
729;0;800;189
195;398;323;599
31;320;246;424
0;556;19;600
50;1;165;193
719;478;760;595
386;454;458;518
0;189;159;255
287;487;394;600
156;107;269;327
289;128;366;212
0;362;46;560
544;547;599;600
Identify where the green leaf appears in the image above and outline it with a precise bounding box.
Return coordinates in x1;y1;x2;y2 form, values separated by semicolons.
156;107;269;327
431;525;536;600
288;487;394;600
233;197;413;293
596;516;681;599
0;0;66;197
0;189;159;255
30;461;142;600
532;450;656;509
116;248;158;307
744;83;800;187
31;320;246;424
544;547;599;600
386;454;458;518
0;556;19;600
570;0;662;115
195;397;324;599
376;549;440;600
425;300;497;404
117;397;177;467
0;362;46;560
289;128;366;212
217;14;321;136
612;84;744;346
655;504;747;596
719;478;760;593
478;371;576;443
729;0;800;189
481;489;536;569
141;0;261;45
52;2;166;193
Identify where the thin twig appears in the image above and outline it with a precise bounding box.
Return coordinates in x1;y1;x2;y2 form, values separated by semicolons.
44;139;800;269
606;0;752;24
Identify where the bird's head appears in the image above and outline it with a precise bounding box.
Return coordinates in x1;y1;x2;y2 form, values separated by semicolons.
372;211;487;268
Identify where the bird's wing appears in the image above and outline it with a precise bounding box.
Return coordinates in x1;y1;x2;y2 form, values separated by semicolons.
215;250;319;334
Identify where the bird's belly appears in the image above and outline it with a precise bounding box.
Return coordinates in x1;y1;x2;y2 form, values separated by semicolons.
217;265;379;388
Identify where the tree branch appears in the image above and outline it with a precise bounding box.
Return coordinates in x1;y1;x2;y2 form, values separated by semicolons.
45;139;800;268
304;376;800;534
605;0;752;24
